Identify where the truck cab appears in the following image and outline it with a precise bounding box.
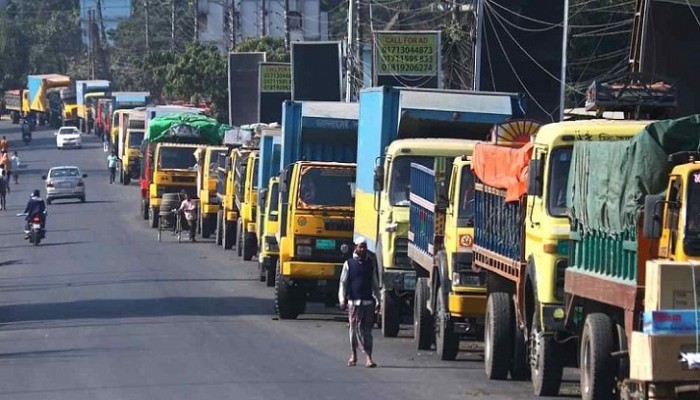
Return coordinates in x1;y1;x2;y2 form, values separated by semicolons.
197;146;227;239
120;109;146;185
257;177;280;286
276;161;357;319
234;150;259;261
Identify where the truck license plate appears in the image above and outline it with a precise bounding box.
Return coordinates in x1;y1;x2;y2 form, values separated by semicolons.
315;239;336;250
404;273;416;290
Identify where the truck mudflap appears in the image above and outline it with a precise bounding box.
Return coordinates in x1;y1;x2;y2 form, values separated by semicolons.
282;261;343;279
383;269;416;291
448;293;486;318
540;303;567;331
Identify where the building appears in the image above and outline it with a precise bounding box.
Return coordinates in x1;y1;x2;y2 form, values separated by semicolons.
197;0;329;51
80;0;132;45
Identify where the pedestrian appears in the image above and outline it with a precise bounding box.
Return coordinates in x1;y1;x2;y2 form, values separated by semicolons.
107;151;119;184
1;151;10;194
0;169;8;211
338;237;380;368
177;190;198;242
10;151;19;184
0;136;8;153
103;134;110;153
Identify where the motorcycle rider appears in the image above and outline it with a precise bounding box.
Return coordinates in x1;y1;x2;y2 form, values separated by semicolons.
23;190;46;239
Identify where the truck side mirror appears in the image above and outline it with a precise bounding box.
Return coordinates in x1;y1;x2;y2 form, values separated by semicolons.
643;193;666;239
258;188;267;206
373;165;384;192
435;180;449;209
527;158;544;197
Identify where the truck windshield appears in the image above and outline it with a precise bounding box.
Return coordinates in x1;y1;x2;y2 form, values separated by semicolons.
158;147;197;170
252;159;259;189
686;171;700;235
390;156;434;206
457;166;475;227
297;166;355;209
128;132;144;148
269;183;279;213
547;146;572;217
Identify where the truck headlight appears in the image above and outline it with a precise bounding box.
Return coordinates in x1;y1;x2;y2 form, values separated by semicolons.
340;243;350;254
296;246;312;257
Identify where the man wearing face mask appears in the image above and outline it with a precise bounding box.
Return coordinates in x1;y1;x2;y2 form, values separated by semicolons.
338;237;381;368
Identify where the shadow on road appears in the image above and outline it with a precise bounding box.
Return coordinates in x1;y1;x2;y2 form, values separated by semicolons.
32;241;89;247
0;277;257;293
0;296;273;323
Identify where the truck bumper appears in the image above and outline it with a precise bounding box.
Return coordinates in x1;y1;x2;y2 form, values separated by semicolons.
383;269;416;292
541;303;566;331
448;293;487;318
282;261;343;279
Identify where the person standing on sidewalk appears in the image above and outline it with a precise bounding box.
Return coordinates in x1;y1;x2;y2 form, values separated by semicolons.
338;237;380;368
107;151;120;184
10;151;19;185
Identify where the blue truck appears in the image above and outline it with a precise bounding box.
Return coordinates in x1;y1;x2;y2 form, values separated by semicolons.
256;125;283;284
353;86;526;337
274;100;359;319
75;79;112;133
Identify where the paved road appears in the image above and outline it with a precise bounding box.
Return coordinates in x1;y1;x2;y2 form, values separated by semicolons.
0;119;580;400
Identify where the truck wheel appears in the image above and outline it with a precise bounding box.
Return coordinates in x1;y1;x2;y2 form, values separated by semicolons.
580;313;616;400
511;317;531;381
202;215;213;239
275;261;300;320
258;261;266;282
119;168;124;184
141;200;149;220
413;277;432;350
484;292;514;380
223;221;234;250
435;283;459;361
381;291;401;337
236;220;243;257
529;304;563;396
215;211;223;245
243;232;256;261
149;207;159;228
266;257;277;287
124;173;131;185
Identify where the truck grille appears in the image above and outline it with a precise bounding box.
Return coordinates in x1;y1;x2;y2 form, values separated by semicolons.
294;236;354;263
324;219;353;231
393;238;409;267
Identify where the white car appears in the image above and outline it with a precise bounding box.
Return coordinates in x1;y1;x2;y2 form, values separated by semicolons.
55;126;82;149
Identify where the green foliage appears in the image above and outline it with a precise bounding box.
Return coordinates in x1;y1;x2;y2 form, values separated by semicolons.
235;37;289;62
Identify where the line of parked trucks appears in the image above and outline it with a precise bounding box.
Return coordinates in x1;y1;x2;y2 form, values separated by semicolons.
100;80;700;400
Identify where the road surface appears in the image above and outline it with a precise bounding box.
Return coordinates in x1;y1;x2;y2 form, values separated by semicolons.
0;119;580;400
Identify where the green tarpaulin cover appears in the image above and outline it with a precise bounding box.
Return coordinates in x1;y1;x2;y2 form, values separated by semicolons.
568;114;700;235
145;113;230;145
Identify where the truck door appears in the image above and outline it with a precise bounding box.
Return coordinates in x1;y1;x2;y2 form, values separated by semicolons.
662;176;683;259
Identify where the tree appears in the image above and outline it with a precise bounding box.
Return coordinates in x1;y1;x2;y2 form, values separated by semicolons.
235;37;289;62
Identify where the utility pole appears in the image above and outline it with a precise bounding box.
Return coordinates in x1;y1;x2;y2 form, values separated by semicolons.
284;0;290;50
558;0;569;121
355;0;362;96
145;0;150;51
194;0;199;41
261;0;267;37
171;0;176;49
229;0;236;50
473;0;484;90
345;0;355;102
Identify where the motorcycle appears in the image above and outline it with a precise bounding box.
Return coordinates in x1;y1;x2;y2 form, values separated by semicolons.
17;212;46;245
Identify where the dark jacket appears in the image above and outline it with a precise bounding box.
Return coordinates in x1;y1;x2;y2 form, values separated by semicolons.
24;196;46;220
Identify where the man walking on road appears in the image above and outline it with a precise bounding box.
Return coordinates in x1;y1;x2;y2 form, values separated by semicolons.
107;151;119;184
338;237;380;368
177;191;198;242
0;136;8;153
0;169;8;211
10;151;19;184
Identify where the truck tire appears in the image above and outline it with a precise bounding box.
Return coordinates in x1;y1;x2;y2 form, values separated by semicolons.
236;220;243;257
580;313;616;400
223;221;234;250
484;292;514;380
381;291;401;337
266;257;277;287
275;261;300;320
243;232;256;261
529;303;563;396
124;172;131;185
413;277;432;350
435;283;459;361
149;206;159;228
202;215;214;239
215;210;223;245
511;317;531;381
258;261;266;282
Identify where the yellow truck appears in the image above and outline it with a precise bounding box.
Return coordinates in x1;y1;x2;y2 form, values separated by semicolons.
276;161;357;319
257;176;280;286
408;138;509;360
235;150;259;261
118;109;146;185
196;145;227;238
216;147;254;249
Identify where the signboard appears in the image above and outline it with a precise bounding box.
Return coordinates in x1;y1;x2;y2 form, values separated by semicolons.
373;31;441;89
228;52;266;126
259;62;291;124
291;42;343;101
477;0;565;123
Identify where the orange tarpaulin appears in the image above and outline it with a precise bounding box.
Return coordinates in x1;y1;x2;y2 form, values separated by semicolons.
471;142;533;202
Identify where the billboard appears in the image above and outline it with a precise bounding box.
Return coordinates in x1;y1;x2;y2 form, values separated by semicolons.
641;0;700;117
478;0;565;122
228;52;266;126
258;62;292;124
373;31;441;88
291;42;342;101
